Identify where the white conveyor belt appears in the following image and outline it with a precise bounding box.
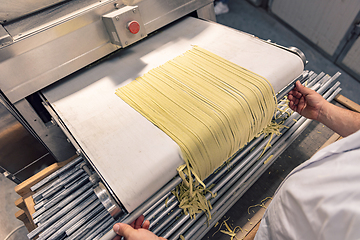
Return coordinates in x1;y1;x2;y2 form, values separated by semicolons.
42;17;304;213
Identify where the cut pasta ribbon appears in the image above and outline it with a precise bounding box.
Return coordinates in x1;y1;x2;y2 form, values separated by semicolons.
172;164;216;220
247;197;273;214
213;217;243;240
116;46;277;219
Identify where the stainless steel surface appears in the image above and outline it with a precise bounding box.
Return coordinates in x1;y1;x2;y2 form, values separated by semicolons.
315;72;341;94
81;161;101;185
37;195;99;239
28;188;94;239
0;0;213;104
0;25;11;46
288;46;307;65
31;156;83;191
46;199;101;240
196;2;216;22
28;156;120;239
276;70;309;100
0;0;69;23
94;182;123;219
102;6;147;47
32;162;83;202
308;72;326;87
41;17;304;214
192;87;343;240
0;0;214;165
177;82;341;240
65;203;105;236
42;170;85;198
67;211;109;240
84;217;115;240
263;39;307;66
85;216;115;240
190;77;341;240
34;181;93;224
3;0;116;40
26;71;341;240
162;111;305;239
0;97;56;183
14;99;76;162
99;71;341;240
190;117;312;240
2;17;117;104
139;0;213;34
101;177;182;240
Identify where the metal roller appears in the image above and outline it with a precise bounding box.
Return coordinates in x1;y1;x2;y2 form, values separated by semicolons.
26;71;341;240
99;71;342;240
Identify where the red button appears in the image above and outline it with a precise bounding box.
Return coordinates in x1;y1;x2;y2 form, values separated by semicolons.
128;21;140;34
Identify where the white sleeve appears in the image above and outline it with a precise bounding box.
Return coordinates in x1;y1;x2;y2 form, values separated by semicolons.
255;130;360;240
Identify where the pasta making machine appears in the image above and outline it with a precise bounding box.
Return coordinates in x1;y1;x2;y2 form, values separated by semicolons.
0;1;342;239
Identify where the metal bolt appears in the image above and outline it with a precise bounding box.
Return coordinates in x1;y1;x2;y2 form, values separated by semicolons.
115;16;119;21
114;3;120;9
125;41;128;45
76;149;82;156
132;9;136;13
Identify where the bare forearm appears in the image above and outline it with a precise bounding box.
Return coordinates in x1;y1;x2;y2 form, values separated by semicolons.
317;102;360;137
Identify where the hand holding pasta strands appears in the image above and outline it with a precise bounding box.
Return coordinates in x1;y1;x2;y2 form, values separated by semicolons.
288;80;360;137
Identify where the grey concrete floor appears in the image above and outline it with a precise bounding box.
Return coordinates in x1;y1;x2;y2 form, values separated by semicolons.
202;121;335;240
215;0;360;104
0;174;29;240
1;1;360;240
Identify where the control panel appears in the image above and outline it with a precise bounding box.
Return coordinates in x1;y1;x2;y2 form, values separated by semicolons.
103;6;147;48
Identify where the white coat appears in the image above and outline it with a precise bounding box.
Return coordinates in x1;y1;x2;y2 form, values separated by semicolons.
255;130;360;240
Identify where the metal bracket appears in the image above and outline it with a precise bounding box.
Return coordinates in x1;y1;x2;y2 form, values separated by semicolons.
263;39;307;66
80;162;100;186
197;2;216;22
94;182;124;220
0;25;12;48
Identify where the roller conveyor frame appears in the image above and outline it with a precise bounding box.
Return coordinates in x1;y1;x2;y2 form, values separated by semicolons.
27;71;342;240
2;1;343;239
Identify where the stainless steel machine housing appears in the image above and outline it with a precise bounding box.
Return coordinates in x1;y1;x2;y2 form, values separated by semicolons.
0;0;216;165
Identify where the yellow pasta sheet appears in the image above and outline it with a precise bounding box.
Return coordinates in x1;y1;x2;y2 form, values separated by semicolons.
116;46;276;181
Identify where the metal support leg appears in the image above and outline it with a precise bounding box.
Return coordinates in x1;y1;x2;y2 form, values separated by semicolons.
197;2;216;22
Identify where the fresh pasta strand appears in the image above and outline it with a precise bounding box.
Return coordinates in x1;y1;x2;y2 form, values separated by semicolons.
116;46;277;218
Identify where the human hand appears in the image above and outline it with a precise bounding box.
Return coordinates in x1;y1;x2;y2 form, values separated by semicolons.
287;80;327;120
112;215;167;240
